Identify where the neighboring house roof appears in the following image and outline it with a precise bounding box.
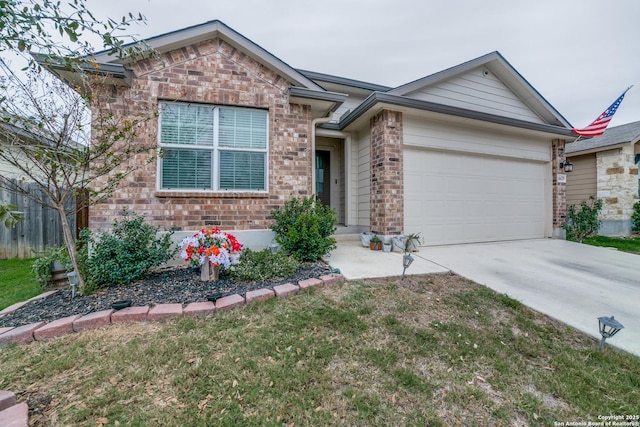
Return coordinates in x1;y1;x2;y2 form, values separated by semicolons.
566;120;640;155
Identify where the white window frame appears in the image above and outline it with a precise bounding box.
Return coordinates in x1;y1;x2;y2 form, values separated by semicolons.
157;102;269;192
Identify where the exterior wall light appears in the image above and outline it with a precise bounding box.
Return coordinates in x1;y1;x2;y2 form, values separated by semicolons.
560;160;574;173
597;316;624;350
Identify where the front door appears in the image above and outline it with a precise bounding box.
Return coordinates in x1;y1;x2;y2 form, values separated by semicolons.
315;150;330;206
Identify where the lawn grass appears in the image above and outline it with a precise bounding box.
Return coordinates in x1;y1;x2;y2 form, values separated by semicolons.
583;235;640;255
1;274;639;426
0;258;40;310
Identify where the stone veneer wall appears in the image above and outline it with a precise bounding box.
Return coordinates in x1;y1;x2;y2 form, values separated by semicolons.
369;110;403;235
89;38;312;232
596;145;639;235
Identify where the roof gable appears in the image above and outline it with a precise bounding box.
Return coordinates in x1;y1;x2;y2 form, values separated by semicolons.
92;20;324;91
388;52;571;128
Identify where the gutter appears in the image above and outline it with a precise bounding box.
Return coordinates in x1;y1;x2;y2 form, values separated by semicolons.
339;92;575;137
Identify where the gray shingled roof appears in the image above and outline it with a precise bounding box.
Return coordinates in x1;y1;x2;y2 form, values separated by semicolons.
566;120;640;154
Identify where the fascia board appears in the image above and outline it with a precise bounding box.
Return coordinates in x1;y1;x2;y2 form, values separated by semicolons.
92;20;324;91
339;92;575;137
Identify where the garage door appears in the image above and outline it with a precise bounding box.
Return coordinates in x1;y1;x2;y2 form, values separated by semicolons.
404;148;547;246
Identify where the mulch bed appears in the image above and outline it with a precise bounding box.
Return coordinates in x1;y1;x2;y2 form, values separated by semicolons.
0;262;332;328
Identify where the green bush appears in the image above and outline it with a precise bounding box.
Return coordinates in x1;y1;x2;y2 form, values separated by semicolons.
631;201;640;233
82;210;176;288
32;246;72;290
270;196;337;262
564;195;603;243
230;248;300;281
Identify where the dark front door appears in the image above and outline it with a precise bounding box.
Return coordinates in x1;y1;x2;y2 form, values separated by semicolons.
315;150;330;206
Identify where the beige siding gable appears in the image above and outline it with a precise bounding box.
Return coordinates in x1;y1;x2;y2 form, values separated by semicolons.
404;66;545;124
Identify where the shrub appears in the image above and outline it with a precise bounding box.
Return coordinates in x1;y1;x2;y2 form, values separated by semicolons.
631;201;640;233
564;195;603;243
230;248;300;281
270;196;337;262
32;245;72;290
82;210;176;288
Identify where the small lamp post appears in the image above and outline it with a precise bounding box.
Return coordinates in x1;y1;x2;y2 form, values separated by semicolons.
268;240;280;254
67;270;79;298
597;316;624;350
401;253;414;280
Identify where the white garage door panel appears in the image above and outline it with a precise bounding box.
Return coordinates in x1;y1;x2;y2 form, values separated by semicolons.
405;148;546;245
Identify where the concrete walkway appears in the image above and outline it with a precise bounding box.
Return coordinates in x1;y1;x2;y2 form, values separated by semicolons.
326;234;449;279
328;236;640;357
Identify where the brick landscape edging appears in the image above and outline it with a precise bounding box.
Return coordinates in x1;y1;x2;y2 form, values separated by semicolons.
0;274;343;347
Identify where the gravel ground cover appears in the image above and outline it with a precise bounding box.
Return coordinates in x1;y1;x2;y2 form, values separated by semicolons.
0;262;331;327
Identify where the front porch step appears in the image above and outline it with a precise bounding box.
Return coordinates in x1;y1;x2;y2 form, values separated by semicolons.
332;233;360;242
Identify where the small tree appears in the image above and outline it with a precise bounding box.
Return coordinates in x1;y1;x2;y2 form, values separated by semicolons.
0;1;151;289
0;60;157;291
564;195;603;243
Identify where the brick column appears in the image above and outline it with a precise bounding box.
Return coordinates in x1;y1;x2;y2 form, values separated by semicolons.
552;139;567;238
370;110;403;235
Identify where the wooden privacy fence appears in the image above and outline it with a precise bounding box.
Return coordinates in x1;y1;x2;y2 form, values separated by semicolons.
0;181;78;259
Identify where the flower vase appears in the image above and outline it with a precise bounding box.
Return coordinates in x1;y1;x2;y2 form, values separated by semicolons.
200;263;220;282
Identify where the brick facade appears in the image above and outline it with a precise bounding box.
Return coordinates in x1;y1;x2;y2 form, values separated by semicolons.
552;139;567;235
89;38;312;232
369;110;403;235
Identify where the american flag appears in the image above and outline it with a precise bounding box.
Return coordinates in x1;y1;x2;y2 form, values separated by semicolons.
572;87;632;137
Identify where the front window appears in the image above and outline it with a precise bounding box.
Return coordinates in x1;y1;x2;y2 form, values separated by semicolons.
158;102;268;191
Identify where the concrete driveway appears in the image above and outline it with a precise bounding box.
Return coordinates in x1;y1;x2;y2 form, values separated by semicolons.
418;239;640;357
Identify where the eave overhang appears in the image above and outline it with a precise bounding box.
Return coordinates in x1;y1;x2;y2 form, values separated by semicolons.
338;92;575;138
289;87;347;118
31;53;132;88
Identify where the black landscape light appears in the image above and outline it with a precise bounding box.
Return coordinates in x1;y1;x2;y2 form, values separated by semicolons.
401;253;414;280
67;270;78;298
597;316;624;350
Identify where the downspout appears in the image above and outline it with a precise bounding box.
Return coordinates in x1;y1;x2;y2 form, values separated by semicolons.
311;113;334;196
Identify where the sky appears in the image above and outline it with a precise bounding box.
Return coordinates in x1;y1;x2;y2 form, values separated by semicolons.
81;0;640;128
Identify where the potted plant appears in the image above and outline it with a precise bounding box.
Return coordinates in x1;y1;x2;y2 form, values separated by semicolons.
383;241;392;253
32;246;72;290
369;235;382;251
179;227;243;281
360;231;374;247
391;235;406;252
405;232;422;252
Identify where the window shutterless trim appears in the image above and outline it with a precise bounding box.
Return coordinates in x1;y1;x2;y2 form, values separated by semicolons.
157;102;269;192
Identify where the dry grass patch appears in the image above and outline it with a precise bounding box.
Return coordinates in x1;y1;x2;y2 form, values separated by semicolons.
1;273;639;426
